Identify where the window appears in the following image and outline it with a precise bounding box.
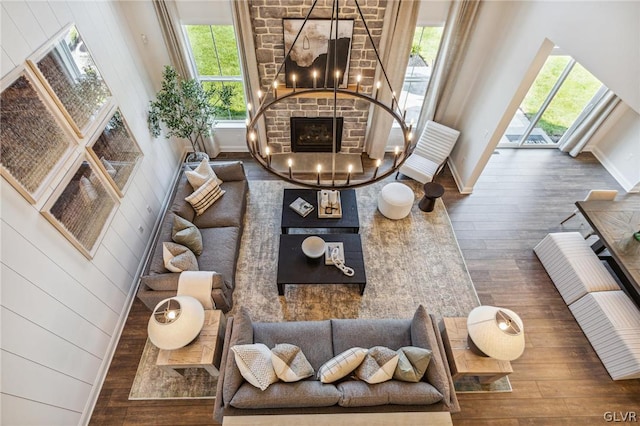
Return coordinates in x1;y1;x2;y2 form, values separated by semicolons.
184;25;246;121
500;47;605;147
398;26;444;126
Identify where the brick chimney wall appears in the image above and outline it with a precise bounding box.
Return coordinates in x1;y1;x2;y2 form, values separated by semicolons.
249;0;387;153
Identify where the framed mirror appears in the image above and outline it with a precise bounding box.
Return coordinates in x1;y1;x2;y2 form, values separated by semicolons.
27;24;112;138
87;108;143;197
0;66;77;204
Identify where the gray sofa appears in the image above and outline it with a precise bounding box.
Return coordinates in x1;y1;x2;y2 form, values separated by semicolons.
137;161;248;313
214;306;460;422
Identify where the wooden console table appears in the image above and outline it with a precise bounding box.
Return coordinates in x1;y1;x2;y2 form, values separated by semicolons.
441;317;512;384
156;309;226;377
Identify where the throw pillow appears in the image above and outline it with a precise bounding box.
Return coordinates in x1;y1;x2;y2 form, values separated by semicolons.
393;346;432;383
354;346;399;384
271;343;314;382
162;242;199;273
185;176;225;216
317;347;368;384
172;215;203;255
185;159;223;190
231;343;278;391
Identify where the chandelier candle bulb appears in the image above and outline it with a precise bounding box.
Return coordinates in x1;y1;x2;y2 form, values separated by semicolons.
373;159;381;179
375;81;381;100
346;164;352;185
288;158;293;179
313;70;317;88
246;102;252;119
292;74;296;92
257;89;263;100
317;164;321;185
356;74;361;93
273;81;278;98
265;146;271;167
393;146;400;168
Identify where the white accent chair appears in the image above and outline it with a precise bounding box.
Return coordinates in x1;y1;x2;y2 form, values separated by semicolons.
560;189;618;225
396;120;460;183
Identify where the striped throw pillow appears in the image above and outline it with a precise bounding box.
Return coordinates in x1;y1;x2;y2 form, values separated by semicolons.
317;347;368;383
185;176;225;216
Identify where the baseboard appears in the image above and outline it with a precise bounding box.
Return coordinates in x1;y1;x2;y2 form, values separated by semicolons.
79;153;186;425
447;159;473;194
590;146;636;192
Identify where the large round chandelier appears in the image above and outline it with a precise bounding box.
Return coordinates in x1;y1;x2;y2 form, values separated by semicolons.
245;0;414;189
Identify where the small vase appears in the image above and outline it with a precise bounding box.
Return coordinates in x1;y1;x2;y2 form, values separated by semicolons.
186;152;209;163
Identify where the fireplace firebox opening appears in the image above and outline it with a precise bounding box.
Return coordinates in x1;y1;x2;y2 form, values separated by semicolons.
290;117;343;153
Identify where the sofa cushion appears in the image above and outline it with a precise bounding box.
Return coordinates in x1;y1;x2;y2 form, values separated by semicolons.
331;318;412;354
172;215;203;255
337;380;443;407
271;344;314;382
212;161;246;182
185;177;225;216
162;242;198;272
170;177;196;223
141;273;180;291
394;346;432;383
192;180;247;228
411;305;451;409
231;343;278;391
186;159;223;190
223;308;254;405
230;381;341;409
318;347;368;384
198;226;241;289
354;346;399;384
253;320;333;372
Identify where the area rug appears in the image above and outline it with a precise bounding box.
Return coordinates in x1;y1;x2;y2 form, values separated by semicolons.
232;179;479;321
129;338;217;400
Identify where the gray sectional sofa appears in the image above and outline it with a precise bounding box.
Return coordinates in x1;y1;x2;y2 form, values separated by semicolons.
137;161;248;312
213;306;460;422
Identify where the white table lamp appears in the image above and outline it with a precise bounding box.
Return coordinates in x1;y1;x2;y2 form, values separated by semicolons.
148;296;205;350
467;305;525;361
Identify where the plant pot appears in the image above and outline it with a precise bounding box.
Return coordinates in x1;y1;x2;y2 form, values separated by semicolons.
186;152;210;163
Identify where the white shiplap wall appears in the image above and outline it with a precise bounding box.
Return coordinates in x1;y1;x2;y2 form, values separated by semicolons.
0;1;180;424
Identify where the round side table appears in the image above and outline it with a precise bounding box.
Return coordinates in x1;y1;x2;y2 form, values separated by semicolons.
418;182;445;212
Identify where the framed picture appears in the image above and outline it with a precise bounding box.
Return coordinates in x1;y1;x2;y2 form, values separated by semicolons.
41;155;119;259
0;66;77;204
27;24;112;138
283;18;354;89
87;108;143;197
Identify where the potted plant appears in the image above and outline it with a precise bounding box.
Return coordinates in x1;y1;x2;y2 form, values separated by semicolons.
148;65;233;162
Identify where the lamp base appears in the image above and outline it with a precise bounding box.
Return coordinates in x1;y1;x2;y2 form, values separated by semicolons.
467;335;490;357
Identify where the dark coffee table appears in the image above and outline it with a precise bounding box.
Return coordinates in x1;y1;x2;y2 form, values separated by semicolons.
281;189;360;234
276;234;366;295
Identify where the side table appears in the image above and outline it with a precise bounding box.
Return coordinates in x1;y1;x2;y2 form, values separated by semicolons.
419;182;445;212
441;317;512;384
156;309;226;377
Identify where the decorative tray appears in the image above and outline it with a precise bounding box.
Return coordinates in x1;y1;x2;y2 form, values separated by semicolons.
317;190;342;218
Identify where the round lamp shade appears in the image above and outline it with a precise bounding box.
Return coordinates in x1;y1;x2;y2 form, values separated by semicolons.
148;296;205;350
467;305;525;361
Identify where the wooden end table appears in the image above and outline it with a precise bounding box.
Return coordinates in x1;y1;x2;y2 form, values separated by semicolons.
441;317;513;384
156;309;226;377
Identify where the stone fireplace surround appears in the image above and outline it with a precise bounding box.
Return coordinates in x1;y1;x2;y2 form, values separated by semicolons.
249;0;387;155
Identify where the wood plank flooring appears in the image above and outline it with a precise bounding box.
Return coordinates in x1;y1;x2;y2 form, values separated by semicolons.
90;149;640;425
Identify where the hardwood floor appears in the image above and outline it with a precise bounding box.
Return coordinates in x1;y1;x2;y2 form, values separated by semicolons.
90;149;640;425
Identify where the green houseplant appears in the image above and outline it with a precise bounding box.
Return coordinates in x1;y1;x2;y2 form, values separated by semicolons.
148;65;233;162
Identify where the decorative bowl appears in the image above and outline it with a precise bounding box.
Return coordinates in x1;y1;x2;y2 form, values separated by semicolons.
302;236;325;259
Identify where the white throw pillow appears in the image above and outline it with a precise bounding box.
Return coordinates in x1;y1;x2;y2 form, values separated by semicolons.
185;159;222;190
231;343;278;391
271;344;314;382
354;346;399;384
317;347;368;384
162;242;199;273
185;176;225;216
